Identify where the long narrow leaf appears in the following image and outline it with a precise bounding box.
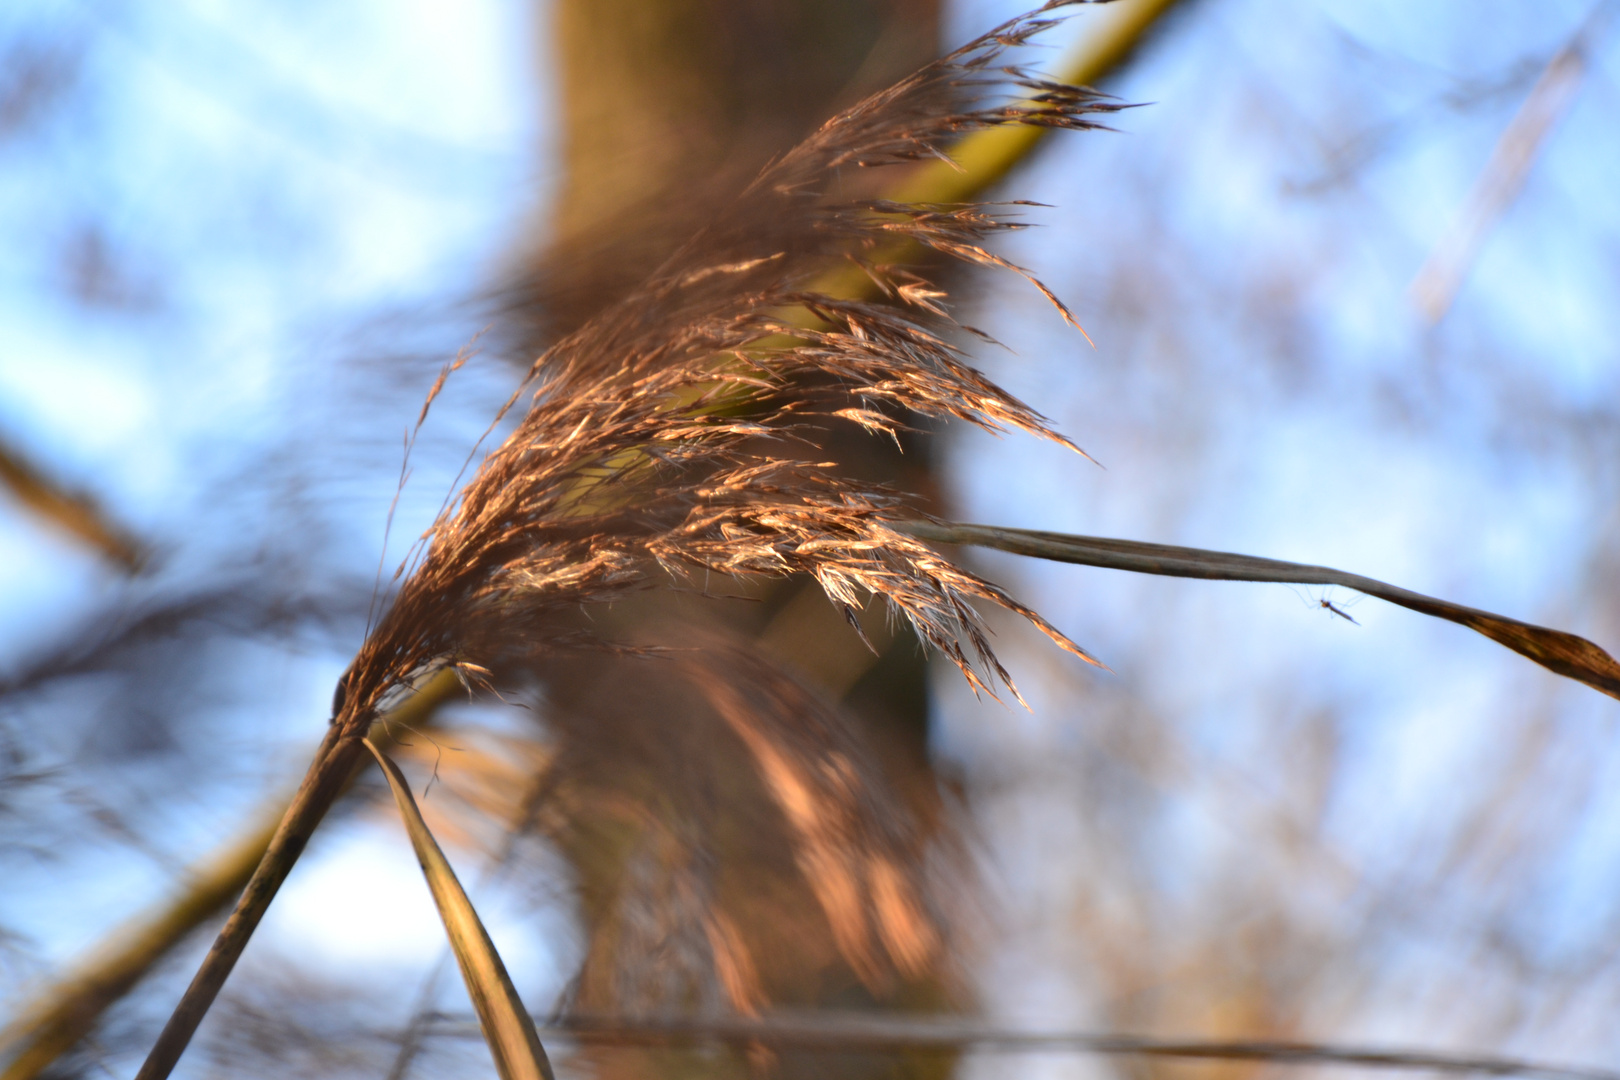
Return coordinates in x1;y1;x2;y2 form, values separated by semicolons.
898;520;1620;700
363;739;555;1080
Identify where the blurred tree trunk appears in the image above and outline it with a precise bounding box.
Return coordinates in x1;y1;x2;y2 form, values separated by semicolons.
529;4;949;1078
522;0;939;339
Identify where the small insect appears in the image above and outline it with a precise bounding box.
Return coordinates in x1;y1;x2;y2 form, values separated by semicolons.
1287;584;1362;625
1318;597;1359;625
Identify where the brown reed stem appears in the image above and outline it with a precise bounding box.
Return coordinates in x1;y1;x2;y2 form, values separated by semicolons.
132;725;364;1080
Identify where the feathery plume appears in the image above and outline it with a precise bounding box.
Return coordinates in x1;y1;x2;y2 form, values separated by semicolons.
336;2;1124;728
132;11;1130;1075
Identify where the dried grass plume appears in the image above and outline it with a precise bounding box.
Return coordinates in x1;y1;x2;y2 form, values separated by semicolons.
335;1;1124;735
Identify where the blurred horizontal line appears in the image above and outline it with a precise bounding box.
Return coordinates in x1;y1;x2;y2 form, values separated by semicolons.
415;1010;1618;1079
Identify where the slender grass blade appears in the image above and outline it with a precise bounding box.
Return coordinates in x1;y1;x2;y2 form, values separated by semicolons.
900;520;1620;701
364;739;555;1080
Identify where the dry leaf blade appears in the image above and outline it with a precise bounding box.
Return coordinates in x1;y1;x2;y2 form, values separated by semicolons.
898;520;1620;700
364;738;555;1080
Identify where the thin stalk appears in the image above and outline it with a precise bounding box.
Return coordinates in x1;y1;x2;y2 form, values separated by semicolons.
132;724;365;1080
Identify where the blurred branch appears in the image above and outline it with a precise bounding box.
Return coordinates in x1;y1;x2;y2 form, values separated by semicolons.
419;1011;1620;1080
900;520;1620;699
894;0;1183;205
0;804;281;1080
811;0;1184;305
1410;1;1614;322
0;433;146;573
0;670;462;1080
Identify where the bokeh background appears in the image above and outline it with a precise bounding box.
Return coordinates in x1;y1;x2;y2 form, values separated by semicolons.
2;1;1619;1077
